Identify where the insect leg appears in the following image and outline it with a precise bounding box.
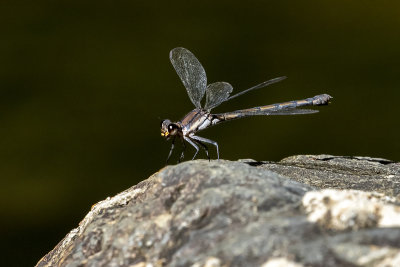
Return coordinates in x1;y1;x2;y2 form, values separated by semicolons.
179;136;186;163
184;136;200;160
166;136;176;164
191;135;219;160
192;139;210;161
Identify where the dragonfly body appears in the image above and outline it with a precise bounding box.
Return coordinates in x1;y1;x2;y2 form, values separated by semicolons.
179;109;215;135
161;47;332;162
214;93;332;122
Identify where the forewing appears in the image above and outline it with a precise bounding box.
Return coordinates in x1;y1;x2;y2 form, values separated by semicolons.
204;82;233;111
170;47;207;108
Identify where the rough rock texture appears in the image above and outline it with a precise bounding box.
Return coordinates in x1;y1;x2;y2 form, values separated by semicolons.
37;155;400;267
303;189;400;231
255;154;400;198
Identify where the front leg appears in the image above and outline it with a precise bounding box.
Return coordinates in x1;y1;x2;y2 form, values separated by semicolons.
166;136;176;164
190;135;219;160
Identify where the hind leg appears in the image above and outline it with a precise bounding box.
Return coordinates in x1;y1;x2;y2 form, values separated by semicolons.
190;135;219;160
192;139;210;161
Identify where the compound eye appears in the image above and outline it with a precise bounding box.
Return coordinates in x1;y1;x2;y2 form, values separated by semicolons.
168;123;179;133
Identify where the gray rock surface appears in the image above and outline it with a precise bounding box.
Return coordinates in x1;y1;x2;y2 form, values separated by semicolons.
254;155;400;198
37;155;400;267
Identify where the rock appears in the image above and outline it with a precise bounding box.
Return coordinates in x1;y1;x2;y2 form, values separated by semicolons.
253;154;400;197
303;189;400;231
261;257;304;267
37;155;400;267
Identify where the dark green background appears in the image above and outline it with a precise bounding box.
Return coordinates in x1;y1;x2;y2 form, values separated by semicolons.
1;1;399;266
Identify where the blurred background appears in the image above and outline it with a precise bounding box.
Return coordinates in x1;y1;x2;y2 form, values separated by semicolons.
1;1;399;265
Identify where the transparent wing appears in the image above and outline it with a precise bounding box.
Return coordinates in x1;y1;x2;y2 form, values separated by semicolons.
227;76;286;101
204;82;233;111
169;47;207;108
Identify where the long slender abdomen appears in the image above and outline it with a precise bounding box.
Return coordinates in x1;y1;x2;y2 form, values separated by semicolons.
212;94;332;123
